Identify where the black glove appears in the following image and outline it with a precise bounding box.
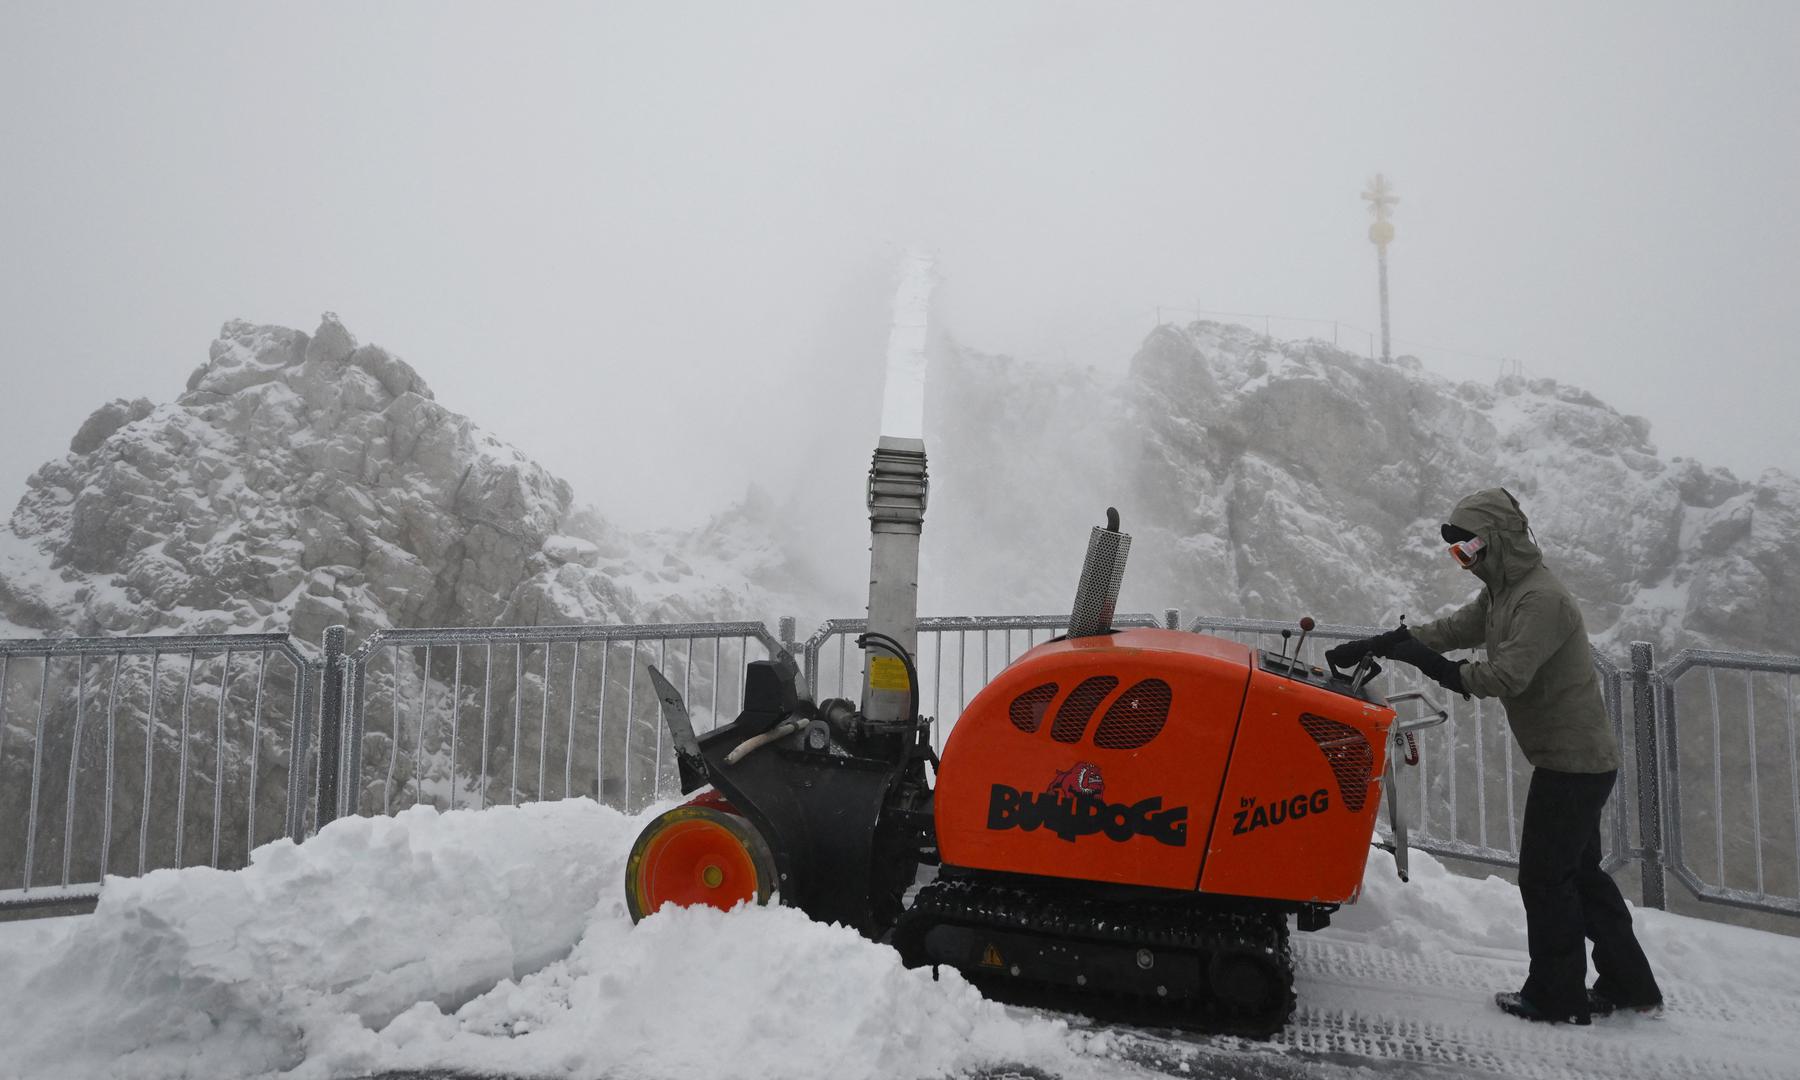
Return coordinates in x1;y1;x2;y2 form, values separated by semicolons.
1325;624;1412;673
1383;636;1468;696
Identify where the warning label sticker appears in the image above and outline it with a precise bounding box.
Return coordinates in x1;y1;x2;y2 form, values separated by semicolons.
868;655;911;692
980;944;1004;968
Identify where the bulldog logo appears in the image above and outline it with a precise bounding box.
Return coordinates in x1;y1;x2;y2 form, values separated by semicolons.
986;761;1187;847
1048;761;1104;799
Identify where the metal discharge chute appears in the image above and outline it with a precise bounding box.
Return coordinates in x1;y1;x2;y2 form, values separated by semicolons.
861;250;935;723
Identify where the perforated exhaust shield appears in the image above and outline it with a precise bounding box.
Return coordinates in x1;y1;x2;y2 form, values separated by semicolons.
1068;512;1131;638
1299;713;1374;812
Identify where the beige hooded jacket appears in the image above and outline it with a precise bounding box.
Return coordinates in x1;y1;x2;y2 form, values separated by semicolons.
1410;489;1619;774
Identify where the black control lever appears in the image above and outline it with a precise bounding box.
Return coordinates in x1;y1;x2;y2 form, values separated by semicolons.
1350;654;1383;693
1294;616;1315;663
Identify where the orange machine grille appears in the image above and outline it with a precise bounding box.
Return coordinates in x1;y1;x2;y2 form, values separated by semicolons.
1009;683;1060;733
1051;676;1119;743
1299;712;1374;812
1091;678;1172;750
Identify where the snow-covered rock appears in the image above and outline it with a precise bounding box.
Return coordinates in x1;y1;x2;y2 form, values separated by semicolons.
0;314;820;642
5;312;1791;655
541;534;600;568
922;321;1800;656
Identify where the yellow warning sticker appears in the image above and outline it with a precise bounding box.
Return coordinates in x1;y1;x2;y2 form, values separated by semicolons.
869;655;911;692
980;944;1004;968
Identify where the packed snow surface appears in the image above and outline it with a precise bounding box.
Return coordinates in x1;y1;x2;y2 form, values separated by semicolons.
2;799;1798;1080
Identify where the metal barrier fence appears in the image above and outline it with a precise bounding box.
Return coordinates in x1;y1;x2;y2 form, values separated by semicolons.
330;623;783;822
2;615;1797;923
1654;648;1800;917
0;634;315;908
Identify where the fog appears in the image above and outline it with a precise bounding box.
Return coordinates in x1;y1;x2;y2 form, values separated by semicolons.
3;2;1796;536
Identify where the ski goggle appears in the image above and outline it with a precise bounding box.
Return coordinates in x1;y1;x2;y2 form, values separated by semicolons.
1449;536;1486;568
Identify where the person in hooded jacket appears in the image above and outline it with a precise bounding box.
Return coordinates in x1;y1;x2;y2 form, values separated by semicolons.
1326;488;1663;1026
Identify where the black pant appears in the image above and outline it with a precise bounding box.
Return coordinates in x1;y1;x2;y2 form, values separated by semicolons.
1517;768;1662;1016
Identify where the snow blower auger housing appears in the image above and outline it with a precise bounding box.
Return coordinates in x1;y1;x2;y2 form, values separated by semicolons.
623;646;936;937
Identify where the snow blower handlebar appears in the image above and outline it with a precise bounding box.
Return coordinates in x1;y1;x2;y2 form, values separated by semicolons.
1387;691;1450;731
1378;691;1450;882
1387;690;1449;767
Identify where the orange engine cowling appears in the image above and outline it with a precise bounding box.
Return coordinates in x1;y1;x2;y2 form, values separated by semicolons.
933;628;1396;904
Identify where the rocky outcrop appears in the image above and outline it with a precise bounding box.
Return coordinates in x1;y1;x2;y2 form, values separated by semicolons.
0;315;821;645
1;314;1792;659
921;322;1800;656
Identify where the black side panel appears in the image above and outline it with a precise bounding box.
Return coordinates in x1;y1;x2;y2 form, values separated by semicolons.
701;739;899;935
666;654;920;938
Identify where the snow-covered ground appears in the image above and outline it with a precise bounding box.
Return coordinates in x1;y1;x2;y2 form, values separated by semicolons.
2;800;1796;1080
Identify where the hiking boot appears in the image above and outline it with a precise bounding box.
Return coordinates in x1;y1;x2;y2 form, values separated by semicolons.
1495;990;1591;1025
1589;987;1663;1016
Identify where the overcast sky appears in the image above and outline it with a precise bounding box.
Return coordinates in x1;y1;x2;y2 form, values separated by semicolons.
3;2;1795;530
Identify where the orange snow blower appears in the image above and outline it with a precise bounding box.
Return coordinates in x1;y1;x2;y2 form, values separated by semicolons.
623;499;1448;1035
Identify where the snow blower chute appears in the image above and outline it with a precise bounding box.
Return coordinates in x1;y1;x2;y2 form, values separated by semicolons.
622;259;1448;1036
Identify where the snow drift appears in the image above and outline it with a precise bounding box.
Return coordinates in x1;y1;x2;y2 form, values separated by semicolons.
4;799;1800;1080
0;801;1084;1080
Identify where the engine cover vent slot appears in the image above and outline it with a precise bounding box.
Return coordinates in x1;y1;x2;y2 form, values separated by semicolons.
1092;678;1172;750
1009;683;1060;734
1051;676;1119;743
1298;713;1374;812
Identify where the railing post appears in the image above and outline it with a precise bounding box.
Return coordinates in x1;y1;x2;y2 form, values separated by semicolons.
1164;608;1181;630
1630;641;1667;910
315;625;348;830
286;649;314;842
778;616;803;696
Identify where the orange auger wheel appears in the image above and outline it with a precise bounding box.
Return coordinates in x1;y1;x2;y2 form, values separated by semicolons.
625;794;780;922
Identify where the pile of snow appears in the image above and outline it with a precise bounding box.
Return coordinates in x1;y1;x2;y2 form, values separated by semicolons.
0;801;620;1079
5;798;1800;1080
348;901;1082;1080
0;801;1090;1080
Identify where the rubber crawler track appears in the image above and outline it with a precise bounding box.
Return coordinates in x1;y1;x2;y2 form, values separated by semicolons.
894;877;1296;1038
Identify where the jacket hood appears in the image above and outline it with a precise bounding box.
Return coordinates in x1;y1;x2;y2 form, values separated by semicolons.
1446;487;1543;588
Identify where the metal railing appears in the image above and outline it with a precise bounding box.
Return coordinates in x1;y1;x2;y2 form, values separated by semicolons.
1654;648;1800;917
3;615;1797;923
330;622;783;822
0;634;314;908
